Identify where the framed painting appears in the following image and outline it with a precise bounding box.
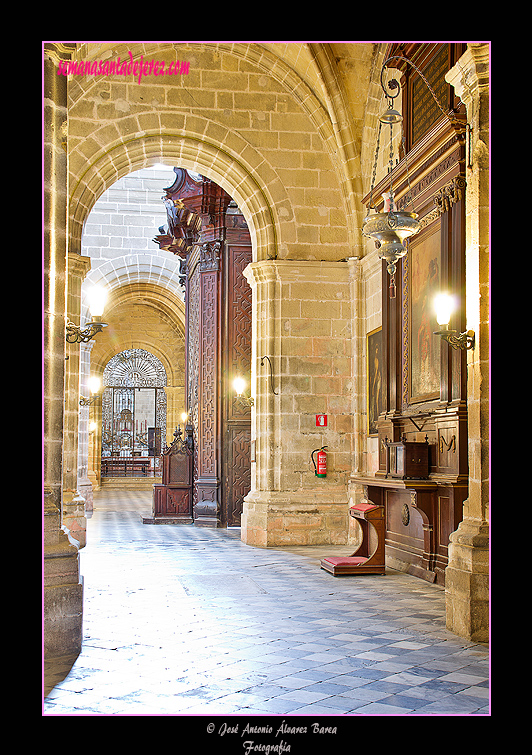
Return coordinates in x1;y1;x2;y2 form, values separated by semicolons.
367;326;384;436
407;220;441;403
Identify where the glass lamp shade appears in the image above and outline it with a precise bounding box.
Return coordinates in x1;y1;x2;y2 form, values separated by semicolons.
233;376;246;396
88;376;101;395
434;293;455;326
88;286;108;319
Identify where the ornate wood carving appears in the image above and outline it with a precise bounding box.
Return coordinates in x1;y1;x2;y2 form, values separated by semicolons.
155;174;252;528
358;43;469;586
223;242;253;525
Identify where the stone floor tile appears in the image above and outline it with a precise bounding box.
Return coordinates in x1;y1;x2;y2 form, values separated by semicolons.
353;701;418;715
381;671;435;687
289;703;357;715
43;488;490;717
276;689;330;704
239;697;305;714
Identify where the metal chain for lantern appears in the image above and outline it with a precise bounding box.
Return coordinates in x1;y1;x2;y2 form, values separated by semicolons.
363;74;420;298
364;54;463;298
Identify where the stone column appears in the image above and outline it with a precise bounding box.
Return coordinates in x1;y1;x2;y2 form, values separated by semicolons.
62;252;91;547
241;260;353;546
346;255;368;546
43;43;83;658
77;340;95;511
444;44;490;642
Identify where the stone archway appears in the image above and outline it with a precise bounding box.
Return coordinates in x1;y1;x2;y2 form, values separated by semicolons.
68;131;283;264
65;41;357;546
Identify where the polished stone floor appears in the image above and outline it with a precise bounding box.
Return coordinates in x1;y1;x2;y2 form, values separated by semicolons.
43;488;490;718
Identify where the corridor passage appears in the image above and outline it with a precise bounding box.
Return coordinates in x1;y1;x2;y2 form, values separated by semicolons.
43;488;489;717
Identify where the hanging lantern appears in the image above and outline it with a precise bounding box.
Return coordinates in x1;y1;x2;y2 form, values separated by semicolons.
363;55;467;298
363;200;420;297
363;72;420;298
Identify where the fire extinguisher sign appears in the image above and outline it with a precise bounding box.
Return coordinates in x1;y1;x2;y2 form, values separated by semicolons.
316;414;327;427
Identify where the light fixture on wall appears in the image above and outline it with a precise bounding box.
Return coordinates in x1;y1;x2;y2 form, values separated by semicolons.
233;375;254;406
66;285;109;343
363;54;466;298
79;376;102;406
233;356;278;407
433;293;475;350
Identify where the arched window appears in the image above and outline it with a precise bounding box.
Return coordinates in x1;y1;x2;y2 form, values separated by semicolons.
101;349;167;477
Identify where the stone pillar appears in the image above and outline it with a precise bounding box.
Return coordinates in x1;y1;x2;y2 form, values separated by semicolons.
43;43;83;658
346;255;368;546
444;44;490;642
241;260;353;546
77;340;95;511
62;252;91;547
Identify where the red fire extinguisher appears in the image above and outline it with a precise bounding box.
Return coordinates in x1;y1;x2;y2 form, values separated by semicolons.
312;446;328;478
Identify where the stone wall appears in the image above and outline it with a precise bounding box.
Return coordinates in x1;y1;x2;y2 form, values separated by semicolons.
242;260;353;546
66;43;354;265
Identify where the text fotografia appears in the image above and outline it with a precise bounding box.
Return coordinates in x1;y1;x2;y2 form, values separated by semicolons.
209;721;338;752
56;52;190;84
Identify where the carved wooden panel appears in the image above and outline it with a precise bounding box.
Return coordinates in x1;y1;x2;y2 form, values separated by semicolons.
199;267;218;478
223;242;252;526
160;176;252;528
360;43;469;586
227;245;253;422
166;487;192;515
226;428;251;527
187;250;201;511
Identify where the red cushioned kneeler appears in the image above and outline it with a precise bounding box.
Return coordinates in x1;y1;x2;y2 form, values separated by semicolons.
320;503;386;576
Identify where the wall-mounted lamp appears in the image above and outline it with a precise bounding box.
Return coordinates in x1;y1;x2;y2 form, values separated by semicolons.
79;376;102;406
433;293;475;350
66;286;109;343
233;357;278;407
233;375;254;406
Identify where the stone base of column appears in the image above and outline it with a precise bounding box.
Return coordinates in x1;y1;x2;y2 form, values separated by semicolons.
77;476;94;513
43;499;83;659
62;491;87;548
241;490;349;547
445;517;489;642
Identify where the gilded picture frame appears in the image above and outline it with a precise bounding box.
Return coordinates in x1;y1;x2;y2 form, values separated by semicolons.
367;326;384;436
407;220;441;404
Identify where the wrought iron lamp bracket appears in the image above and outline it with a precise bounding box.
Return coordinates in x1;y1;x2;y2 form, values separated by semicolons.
79;395;99;406
66;319;107;344
433;327;475;351
260;355;278;395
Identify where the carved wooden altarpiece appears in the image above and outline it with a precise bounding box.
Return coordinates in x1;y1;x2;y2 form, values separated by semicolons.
354;43;469;585
153;169;252;528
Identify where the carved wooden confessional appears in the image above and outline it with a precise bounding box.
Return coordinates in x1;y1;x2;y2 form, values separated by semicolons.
153;168;252;527
353;43;469;585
